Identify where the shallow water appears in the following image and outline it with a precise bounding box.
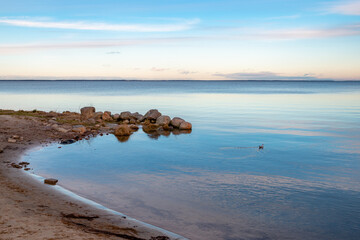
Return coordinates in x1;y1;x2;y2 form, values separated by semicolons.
2;80;360;240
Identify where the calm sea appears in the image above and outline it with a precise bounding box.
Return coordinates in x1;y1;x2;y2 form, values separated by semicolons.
1;80;360;240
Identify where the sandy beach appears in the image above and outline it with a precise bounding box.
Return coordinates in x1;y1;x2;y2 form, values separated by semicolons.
0;112;184;240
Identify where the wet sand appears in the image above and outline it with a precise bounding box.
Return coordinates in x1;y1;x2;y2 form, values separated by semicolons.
0;114;184;240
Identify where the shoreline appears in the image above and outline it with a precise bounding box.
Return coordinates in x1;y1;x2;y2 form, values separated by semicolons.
0;113;186;240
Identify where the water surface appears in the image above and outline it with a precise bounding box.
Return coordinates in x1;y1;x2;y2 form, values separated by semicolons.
1;80;360;240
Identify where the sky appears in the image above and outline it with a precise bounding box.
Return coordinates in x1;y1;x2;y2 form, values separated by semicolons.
0;0;359;80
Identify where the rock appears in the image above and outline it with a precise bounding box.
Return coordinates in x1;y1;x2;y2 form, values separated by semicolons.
11;163;22;169
93;112;103;120
44;178;58;185
72;125;86;134
24;168;31;171
142;124;160;133
12;135;20;139
102;111;113;121
80;107;95;120
119;111;132;120
85;118;96;124
60;139;76;145
129;124;139;131
179;121;192;130
144;109;161;120
132;112;144;121
156;115;171;126
113;114;120;120
170;117;185;128
19;162;30;165
114;124;131;136
8;138;16;143
51;124;59;129
49;119;57;124
56;127;69;133
123;120;129;124
0;148;3;153
129;119;136;124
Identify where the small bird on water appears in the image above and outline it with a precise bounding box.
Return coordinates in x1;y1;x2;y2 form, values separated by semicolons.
258;144;264;150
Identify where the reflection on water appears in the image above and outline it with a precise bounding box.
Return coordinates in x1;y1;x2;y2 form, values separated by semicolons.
8;81;360;240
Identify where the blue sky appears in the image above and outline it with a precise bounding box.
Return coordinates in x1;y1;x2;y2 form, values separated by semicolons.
0;0;359;80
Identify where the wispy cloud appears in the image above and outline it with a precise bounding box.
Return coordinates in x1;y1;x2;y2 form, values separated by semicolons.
214;71;321;80
0;17;200;32
327;0;360;15
106;51;121;54
0;37;194;53
179;70;197;75
151;67;169;72
238;23;360;40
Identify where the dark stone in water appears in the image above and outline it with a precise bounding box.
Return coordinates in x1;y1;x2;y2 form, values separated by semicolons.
60;139;76;145
44;178;58;185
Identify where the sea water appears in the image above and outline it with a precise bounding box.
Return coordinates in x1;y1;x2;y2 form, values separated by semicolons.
1;80;360;240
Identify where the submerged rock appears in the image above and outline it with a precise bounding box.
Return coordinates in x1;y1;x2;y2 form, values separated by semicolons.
80;106;95;120
44;178;58;185
170;117;185;128
114;124;131;136
60;139;76;145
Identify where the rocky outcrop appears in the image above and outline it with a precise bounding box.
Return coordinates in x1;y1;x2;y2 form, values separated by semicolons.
144;109;161;121
170;117;185;128
132;112;144;122
80;107;95;120
114;124;131;136
156;115;171;126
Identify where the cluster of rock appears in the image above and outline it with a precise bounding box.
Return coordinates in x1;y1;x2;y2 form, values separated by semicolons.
79;107;192;137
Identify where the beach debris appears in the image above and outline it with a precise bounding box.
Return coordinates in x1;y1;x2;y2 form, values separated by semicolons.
61;212;99;221
44;178;58;185
179;121;192;130
156;115;171;126
114;124;131;136
7;138;17;143
80;106;95;120
150;236;170;240
12;135;20;139
11;163;22;169
170;117;185;128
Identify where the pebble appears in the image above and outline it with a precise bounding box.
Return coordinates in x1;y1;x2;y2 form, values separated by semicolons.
8;138;17;143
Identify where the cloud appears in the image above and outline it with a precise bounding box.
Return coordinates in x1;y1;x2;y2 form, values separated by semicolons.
0;17;200;32
0;37;194;53
213;71;321;80
238;23;360;40
179;70;197;75
327;0;360;15
106;51;121;54
151;67;168;72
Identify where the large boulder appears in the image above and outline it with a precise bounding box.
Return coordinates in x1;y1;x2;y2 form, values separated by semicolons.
114;124;131;136
156;115;171;126
170;117;185;128
179;121;192;130
119;111;132;120
80;107;95;120
102;111;113;121
144;109;161;120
